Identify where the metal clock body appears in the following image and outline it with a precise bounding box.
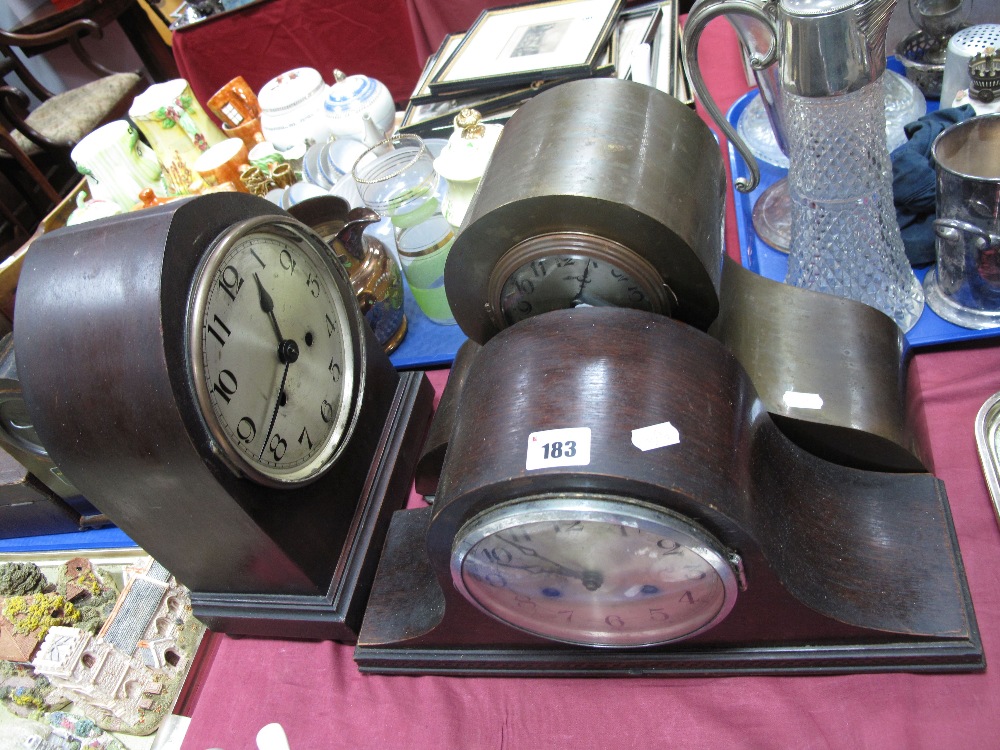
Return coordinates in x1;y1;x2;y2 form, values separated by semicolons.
15;193;433;641
451;495;740;647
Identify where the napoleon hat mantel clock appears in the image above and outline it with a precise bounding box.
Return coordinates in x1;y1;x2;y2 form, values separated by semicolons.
356;308;983;675
13;192;433;641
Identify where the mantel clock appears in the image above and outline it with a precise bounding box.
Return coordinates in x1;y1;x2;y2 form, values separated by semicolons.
14;193;433;641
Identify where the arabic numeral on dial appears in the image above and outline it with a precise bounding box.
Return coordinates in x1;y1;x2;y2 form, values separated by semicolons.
558;609;574;622
218;266;243;301
481;547;513;565
541;440;576;459
469;569;507;588
657;539;682;554
305;272;320;298
268;434;287;461
649;607;670;622
514;595;536;610
628;286;645;303
250;249;266;268
679;590;695;605
206;314;231;347
236;417;256;443
279;249;296;274
530;260;547;277
515;278;534;294
329;360;341;382
211;369;238;404
325;314;336;337
605;615;625;629
320;400;334;423
517;299;532;314
298;426;312;450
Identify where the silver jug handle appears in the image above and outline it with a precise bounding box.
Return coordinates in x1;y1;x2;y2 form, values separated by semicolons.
683;0;779;192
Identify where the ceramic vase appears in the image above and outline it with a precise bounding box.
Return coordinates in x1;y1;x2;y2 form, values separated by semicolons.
129;78;225;194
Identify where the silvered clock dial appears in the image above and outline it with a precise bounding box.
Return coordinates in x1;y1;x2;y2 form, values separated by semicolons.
189;216;358;486
451;496;741;647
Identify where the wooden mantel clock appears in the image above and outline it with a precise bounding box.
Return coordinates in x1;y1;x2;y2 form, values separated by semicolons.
14;193;433;642
355;308;983;675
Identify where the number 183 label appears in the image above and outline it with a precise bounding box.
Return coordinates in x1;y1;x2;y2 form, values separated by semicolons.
525;427;591;471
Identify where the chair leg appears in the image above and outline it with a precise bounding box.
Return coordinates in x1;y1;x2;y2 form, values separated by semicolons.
0;129;61;206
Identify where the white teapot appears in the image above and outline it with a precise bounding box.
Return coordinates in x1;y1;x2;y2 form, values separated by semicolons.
258;67;331;153
324;69;395;143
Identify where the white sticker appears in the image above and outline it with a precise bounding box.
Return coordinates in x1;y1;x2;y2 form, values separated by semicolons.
782;391;824;410
526;427;591;471
631;421;680;452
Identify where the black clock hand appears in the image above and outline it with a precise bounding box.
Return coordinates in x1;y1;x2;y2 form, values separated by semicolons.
253;272;285;348
259;360;290;461
575;260;592;298
497;534;603;590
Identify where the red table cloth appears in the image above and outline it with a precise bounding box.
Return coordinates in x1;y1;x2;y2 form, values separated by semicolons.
171;0;424;109
179;20;1000;750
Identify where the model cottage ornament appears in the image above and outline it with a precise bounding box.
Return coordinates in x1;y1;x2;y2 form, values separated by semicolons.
30;559;205;735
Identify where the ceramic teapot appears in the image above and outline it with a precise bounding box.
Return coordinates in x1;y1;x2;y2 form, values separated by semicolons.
258;67;331;153
324;69;396;143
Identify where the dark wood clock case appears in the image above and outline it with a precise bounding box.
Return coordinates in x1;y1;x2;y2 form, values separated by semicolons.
355;308;984;676
14;193;433;642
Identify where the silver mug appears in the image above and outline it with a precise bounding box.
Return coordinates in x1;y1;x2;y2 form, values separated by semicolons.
924;114;1000;329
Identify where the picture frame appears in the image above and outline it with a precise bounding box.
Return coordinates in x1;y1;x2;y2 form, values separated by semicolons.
401;77;574;137
615;1;662;80
409;33;466;106
429;0;624;96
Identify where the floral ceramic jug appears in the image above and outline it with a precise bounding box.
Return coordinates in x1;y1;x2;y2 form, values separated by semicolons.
71;120;164;210
129;79;225;194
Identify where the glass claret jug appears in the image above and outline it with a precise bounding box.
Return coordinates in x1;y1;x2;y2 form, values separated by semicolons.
685;0;925;332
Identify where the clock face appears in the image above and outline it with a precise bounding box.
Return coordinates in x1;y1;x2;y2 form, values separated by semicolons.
189;216;358;487
487;233;672;328
451;496;740;647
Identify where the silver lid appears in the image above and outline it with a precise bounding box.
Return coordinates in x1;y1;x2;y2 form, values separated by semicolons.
780;0;895;96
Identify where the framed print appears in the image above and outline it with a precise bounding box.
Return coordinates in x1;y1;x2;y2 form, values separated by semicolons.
410;33;466;105
429;0;624;95
615;2;662;79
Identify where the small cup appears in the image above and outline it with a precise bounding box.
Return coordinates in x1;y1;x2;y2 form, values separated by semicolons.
208;75;261;127
222;117;266;151
248;141;286;172
193;138;251;192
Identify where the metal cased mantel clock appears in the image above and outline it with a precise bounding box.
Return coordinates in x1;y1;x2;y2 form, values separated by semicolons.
14;192;433;641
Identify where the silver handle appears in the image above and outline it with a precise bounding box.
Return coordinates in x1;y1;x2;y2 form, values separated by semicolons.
683;0;779;192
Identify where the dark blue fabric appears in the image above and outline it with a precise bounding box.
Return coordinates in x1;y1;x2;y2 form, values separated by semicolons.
891;105;977;266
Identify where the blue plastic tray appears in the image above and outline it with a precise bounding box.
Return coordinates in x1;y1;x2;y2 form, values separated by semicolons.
726;87;1000;350
388;276;467;369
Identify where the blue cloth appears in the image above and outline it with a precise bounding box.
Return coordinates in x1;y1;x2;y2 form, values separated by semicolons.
891;105;977;266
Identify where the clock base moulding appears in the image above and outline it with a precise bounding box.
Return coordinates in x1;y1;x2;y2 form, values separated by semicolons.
190;369;434;641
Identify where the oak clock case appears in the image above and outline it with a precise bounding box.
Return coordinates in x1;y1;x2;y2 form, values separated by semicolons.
14;192;433;642
355;308;983;675
444;77;726;345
